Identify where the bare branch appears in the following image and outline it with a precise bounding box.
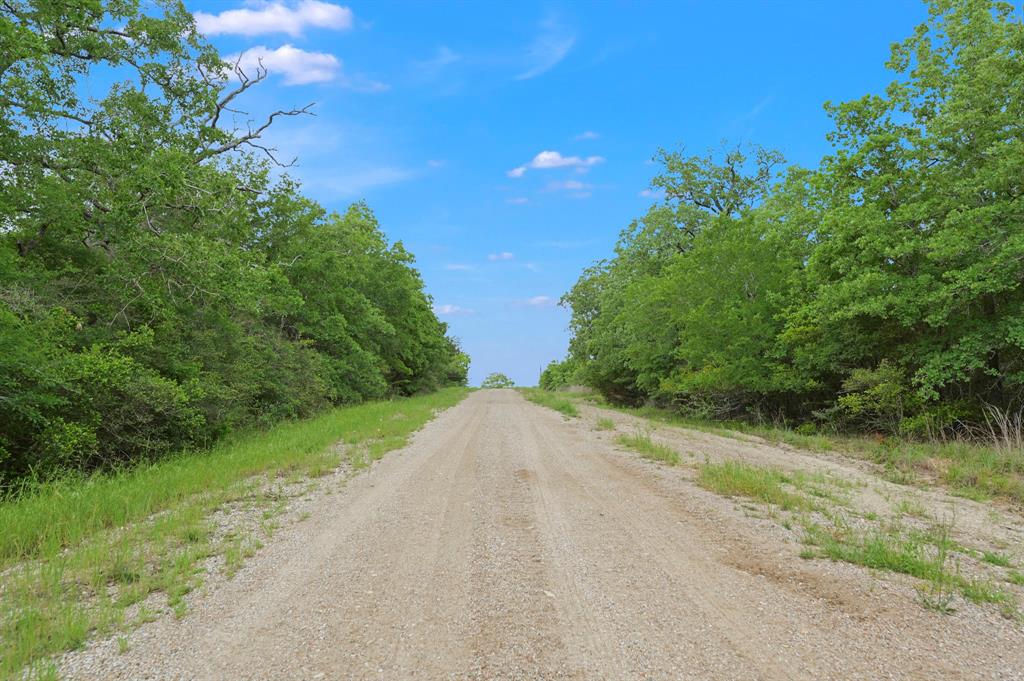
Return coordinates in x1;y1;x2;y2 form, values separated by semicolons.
197;103;314;163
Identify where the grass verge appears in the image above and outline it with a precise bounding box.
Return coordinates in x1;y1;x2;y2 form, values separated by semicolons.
579;394;1024;505
520;388;579;418
0;387;468;679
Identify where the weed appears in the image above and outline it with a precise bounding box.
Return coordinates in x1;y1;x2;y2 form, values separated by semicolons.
894;499;930;519
697;461;809;511
116;636;130;655
616;432;680;465
596;417;615;431
981;551;1013;568
521;389;579;418
1007;571;1024;586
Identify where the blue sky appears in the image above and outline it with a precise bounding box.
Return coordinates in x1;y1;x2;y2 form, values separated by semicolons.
187;0;927;386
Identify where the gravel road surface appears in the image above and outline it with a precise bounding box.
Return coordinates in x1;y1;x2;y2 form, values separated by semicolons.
61;389;1024;680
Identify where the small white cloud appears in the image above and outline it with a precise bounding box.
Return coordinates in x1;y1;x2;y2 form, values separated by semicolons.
508;150;604;177
524;263;541;272
526;295;555;307
434;304;473;316
444;263;473;271
506;197;529;205
517;15;575;80
230;44;340;85
574;131;599;141
195;1;353;37
640;188;667;199
531;150;603;169
488;251;515;261
427;159;446;168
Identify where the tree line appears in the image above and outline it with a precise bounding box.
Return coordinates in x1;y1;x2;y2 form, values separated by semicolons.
0;1;468;489
544;0;1023;439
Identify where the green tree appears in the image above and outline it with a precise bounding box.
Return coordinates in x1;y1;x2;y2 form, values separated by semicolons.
481;373;515;389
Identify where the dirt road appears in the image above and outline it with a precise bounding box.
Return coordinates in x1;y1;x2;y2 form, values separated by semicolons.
62;390;1024;679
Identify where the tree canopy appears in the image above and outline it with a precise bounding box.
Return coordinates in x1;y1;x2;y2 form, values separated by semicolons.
0;0;468;489
550;0;1024;437
481;373;515;389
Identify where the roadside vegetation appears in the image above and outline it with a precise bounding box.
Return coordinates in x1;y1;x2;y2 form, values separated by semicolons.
0;388;468;679
694;458;1020;619
578;393;1024;506
616;431;680;465
0;2;468;494
520;388;579;418
539;1;1024;479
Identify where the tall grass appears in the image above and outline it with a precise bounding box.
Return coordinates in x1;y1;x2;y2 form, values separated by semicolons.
0;388;468;679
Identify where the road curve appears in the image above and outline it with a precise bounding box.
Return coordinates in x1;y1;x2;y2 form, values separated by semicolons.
61;389;1024;680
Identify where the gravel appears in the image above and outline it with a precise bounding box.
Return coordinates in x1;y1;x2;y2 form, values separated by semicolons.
59;390;1024;680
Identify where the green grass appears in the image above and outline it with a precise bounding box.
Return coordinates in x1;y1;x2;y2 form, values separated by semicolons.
692;456;1019;616
615;432;680;465
595;417;615;431
590;399;1024;505
697;460;810;512
520;388;579;418
981;550;1013;568
802;519;1017;614
0;388;468;679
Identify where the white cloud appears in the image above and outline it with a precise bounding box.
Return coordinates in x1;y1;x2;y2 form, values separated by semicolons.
230;44;340;85
524;263;541;272
507;150;604;177
517;15;575;80
531;150;603;169
444;263;473;271
427;159;446;168
195;1;353;37
506;197;529;205
434;304;473;316
574;131;599;141
640;188;667;199
228;44;387;90
488;251;515;261
526;295;556;307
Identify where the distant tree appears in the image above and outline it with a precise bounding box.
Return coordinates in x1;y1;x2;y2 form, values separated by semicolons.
481;373;515;389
